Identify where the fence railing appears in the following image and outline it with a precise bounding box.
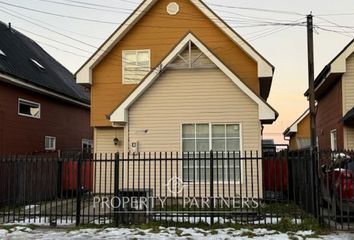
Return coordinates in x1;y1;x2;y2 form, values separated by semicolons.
6;149;354;229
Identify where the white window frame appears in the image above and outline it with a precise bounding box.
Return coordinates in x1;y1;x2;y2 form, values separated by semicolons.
330;129;337;151
180;122;243;184
122;49;151;85
18;98;41;119
45;136;56;150
82;139;93;152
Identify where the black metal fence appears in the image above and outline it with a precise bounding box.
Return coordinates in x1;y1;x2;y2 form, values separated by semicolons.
2;149;352;229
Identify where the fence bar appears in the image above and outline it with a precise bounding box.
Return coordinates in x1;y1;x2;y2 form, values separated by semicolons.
75;153;82;226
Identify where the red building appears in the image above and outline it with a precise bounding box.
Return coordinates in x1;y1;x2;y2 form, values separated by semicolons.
0;22;92;154
306;39;354;151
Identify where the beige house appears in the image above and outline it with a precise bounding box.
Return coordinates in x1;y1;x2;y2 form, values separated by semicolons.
76;0;278;197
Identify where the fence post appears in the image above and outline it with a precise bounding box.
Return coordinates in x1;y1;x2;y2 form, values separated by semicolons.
75;153;82;226
114;152;120;226
210;150;214;226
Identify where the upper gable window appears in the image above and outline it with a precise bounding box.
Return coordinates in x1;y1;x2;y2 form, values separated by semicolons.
122;50;150;84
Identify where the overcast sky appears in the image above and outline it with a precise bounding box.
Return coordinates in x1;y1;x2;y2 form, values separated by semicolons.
0;0;353;144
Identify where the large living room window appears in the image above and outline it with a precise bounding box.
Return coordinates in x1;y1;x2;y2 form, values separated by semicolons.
122;50;150;84
182;123;241;182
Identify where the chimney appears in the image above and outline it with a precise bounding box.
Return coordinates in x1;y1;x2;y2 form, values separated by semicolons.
8;22;11;30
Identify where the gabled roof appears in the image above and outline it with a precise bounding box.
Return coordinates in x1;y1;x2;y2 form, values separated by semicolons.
305;38;354;97
75;0;274;85
283;109;309;137
0;21;89;105
110;33;278;123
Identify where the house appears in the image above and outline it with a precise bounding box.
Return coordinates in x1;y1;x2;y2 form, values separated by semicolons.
0;21;92;154
76;0;278;197
76;0;278;155
305;39;354;151
283;109;311;150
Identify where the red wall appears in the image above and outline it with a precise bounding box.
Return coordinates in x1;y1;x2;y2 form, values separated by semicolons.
0;81;92;154
316;79;344;150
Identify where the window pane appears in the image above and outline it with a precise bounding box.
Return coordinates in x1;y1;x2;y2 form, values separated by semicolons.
123;51;150;84
125;52;136;63
226;124;240;138
227;139;240;151
212;139;225;151
183;168;194;182
137;52;150;66
213;167;224;181
212;125;225;138
183;139;195;152
183;124;195;138
19;100;40;118
196;124;209;138
200;169;210;182
196;139;209;152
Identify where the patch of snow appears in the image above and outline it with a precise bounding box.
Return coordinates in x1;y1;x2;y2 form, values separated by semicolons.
4;217;74;226
254;217;282;224
296;230;314;236
292;218;302;224
0;225;353;240
155;215;233;225
24;205;39;210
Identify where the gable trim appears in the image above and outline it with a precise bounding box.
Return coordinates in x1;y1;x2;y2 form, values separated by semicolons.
109;33;277;123
75;0;273;85
284;109;309;137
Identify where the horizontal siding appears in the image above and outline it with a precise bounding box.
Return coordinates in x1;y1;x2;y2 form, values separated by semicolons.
316;79;343;150
129;68;260;153
343;53;354;115
346;127;354;150
128;68;261;197
93;127;125;193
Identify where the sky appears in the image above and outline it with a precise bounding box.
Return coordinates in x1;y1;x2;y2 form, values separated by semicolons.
0;0;353;144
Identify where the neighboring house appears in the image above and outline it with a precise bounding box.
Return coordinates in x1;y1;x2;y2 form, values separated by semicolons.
76;0;278;196
305;39;354;151
283;109;311;150
0;22;92;154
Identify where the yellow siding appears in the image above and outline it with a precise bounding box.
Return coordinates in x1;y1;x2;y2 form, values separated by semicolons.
126;67;261;198
288;113;310;151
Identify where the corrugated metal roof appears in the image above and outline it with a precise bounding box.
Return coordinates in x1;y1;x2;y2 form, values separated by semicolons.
0;22;89;104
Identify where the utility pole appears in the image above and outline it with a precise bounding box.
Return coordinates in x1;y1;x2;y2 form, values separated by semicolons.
307;13;316;150
307;13;319;218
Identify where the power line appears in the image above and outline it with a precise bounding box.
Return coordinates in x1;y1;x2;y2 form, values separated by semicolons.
0;6;105;40
206;3;304;16
0;1;305;29
316;12;354;16
0;1;119;25
57;0;297;24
